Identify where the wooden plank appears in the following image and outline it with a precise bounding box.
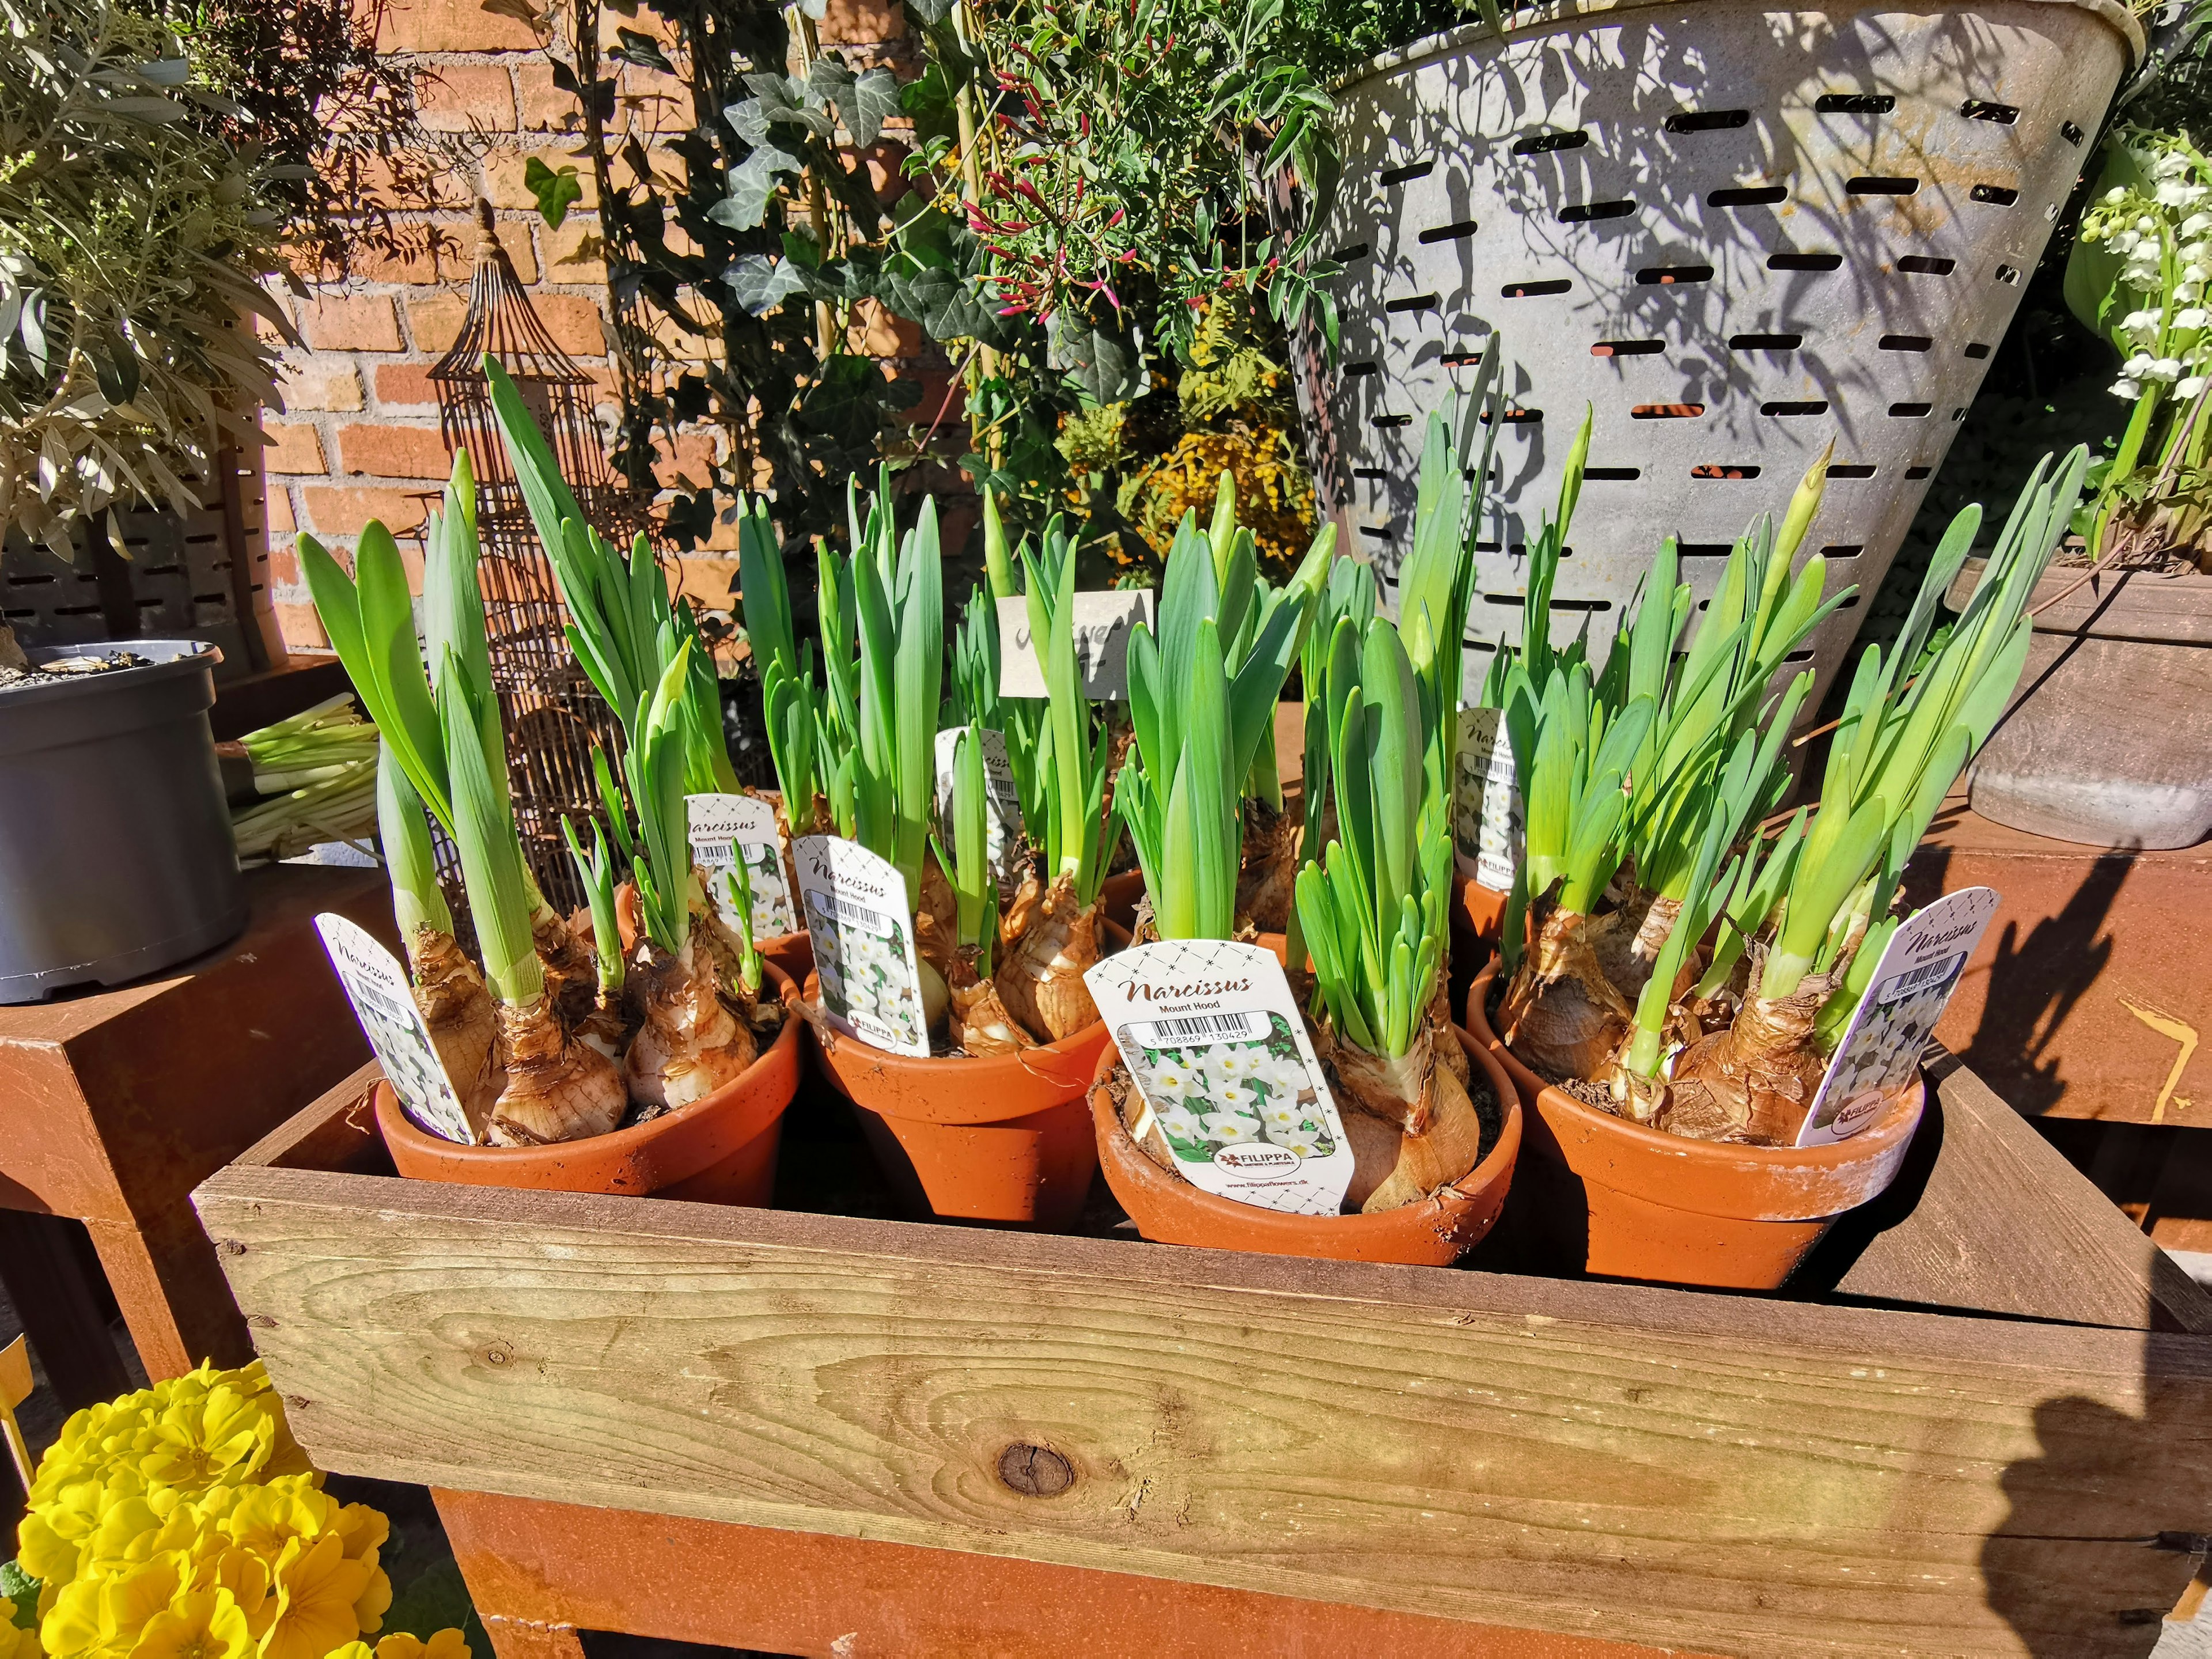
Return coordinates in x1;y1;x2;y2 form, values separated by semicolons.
1811;1047;2212;1333
195;1163;2212;1658
433;1486;1705;1659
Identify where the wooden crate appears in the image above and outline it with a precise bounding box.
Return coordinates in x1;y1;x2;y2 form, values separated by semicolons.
193;1051;2212;1658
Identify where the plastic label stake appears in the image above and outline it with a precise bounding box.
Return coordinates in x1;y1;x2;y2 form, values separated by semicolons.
315;913;475;1144
1452;706;1521;892
934;726;1025;899
1085;940;1354;1215
794;836;930;1058
687;793;795;938
1798;885;2000;1147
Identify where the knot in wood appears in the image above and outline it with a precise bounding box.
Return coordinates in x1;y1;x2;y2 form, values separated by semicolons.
480;1339;514;1368
997;1443;1073;1498
218;1240;246;1256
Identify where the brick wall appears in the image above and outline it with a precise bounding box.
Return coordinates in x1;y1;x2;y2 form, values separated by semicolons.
266;0;923;652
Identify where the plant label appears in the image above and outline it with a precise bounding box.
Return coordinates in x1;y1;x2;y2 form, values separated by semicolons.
934;726;1024;897
688;793;794;939
1452;706;1521;892
313;913;475;1145
1798;885;2001;1148
1084;940;1354;1215
997;590;1155;700
794;835;930;1058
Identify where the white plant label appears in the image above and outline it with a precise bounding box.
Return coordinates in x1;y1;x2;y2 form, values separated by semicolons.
313;913;475;1145
1452;706;1521;892
794;835;930;1058
934;726;1024;898
1084;940;1353;1215
1797;885;2000;1148
997;590;1155;700
687;792;794;939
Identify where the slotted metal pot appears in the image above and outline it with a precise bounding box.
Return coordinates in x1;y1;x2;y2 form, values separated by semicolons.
1293;0;2141;712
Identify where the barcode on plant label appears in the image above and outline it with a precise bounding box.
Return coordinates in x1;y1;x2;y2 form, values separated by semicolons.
1877;952;1963;1003
1130;1010;1270;1048
810;889;891;936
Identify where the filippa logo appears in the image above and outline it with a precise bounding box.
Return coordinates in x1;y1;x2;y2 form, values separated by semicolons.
1213;1143;1299;1173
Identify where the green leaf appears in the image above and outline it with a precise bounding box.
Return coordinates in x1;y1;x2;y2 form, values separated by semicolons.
1048;313;1146;404
844;66;901;148
724;253;810;316
522;156;582;229
713;142;801;232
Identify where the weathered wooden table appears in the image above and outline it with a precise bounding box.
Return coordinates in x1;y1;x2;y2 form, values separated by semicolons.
0;863;392;1407
192;1040;2212;1658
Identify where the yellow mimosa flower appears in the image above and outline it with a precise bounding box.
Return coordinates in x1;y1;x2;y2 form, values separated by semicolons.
256;1534;373;1659
126;1588;254;1659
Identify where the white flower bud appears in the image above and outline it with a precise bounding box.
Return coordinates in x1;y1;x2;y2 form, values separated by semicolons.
2181;376;2209;397
2113;377;2144;398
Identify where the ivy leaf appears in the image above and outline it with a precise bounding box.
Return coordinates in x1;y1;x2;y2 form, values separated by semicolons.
612;26;673;70
479;0;545;28
710;142;800;230
880;267;1001;347
906;0;955;24
722;99;768;147
1050;315;1147;404
724;254;812;317
783;228;823;270
844;67;900;149
522;156;583;228
892;200;957;271
805;55;855;106
800;354;907;452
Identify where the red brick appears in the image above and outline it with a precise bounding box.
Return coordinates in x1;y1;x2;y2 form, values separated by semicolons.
379;0;537;54
336;422;456;480
620;66;690;138
263;487;297;539
302;484;437;541
860;142;912;206
346;150;473;213
669;553;740;608
266;539;302;586
514;60;581;133
274;603;331;653
534;293;612;357
540;220;607;283
848;298;919;357
263;422;326;475
652;430;718;488
483;147;600;213
297;294;402;353
373;362;443;410
278;359;363;413
416;64;516;132
405;294;467;354
819;0;904;44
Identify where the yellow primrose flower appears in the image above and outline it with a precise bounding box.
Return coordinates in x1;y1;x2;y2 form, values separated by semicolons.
180;1541;274;1639
134;1387;279;1497
256;1533;374;1659
328;1646;374;1659
0;1607;33;1659
375;1630;471;1659
127;1587;255;1659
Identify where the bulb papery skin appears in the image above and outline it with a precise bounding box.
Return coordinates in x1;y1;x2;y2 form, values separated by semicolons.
995;876;1102;1043
486;992;627;1146
624;925;759;1115
408;926;503;1139
1497;900;1635;1084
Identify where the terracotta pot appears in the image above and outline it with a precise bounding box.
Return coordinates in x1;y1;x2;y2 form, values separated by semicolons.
615;880;812;987
802;976;1111;1230
1466;961;1923;1289
376;962;804;1203
1090;1025;1523;1264
1446;874;1509;1021
1100;869;1146;938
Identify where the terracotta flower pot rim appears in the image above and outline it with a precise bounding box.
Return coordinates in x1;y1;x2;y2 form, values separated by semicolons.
1089;1020;1524;1242
614;878;804;960
377;959;802;1167
1465;959;1925;1203
800;970;1111;1115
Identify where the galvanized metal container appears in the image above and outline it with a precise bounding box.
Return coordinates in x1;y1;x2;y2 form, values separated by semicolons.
1293;0;2141;713
0;641;245;1002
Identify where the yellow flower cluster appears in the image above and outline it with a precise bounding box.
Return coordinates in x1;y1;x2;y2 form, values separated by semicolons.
10;1362;468;1659
1132;428;1318;579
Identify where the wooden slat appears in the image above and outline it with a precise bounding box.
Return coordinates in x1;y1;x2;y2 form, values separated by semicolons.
1815;1047;2212;1333
195;1163;2212;1658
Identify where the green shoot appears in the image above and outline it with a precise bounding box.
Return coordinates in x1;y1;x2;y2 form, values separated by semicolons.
1293;615;1451;1058
377;742;451;944
623;645;699;958
561;814;624;998
440;645;543;1007
930;722;1001;973
720;842;764;997
1021;537;1123;906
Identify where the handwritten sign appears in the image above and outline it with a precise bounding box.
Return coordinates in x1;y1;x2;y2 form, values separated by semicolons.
997;590;1155;700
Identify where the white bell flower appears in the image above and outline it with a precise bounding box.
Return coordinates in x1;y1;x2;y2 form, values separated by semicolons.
2176;308;2210;330
2124;352;2158;374
2113;377;2143;399
2153;357;2185;381
2182;376;2210;398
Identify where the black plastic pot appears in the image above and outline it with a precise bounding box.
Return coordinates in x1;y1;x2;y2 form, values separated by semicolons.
0;641;245;1001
